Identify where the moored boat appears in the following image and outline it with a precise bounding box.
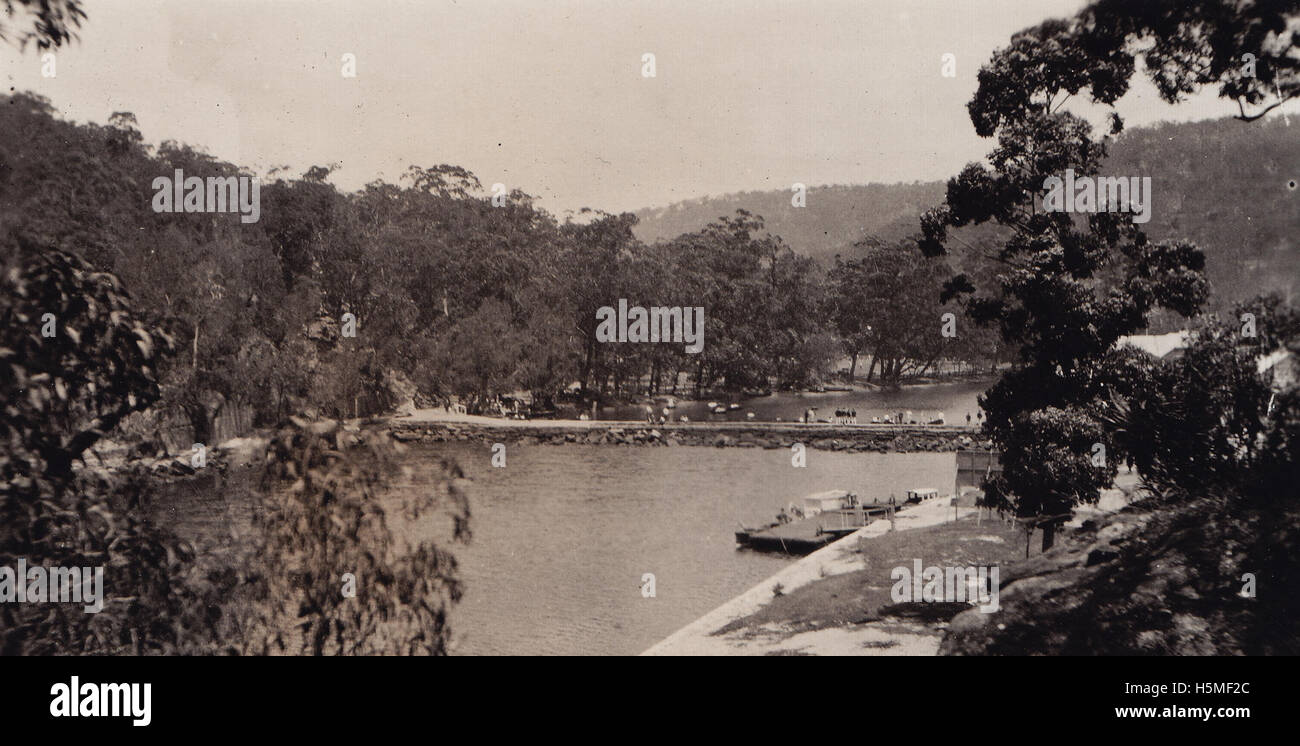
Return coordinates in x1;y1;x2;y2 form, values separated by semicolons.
735;490;901;554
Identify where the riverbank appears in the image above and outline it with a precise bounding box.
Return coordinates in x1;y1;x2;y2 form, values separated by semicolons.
643;498;988;655
390;409;993;452
941;483;1300;655
644;478;1140;656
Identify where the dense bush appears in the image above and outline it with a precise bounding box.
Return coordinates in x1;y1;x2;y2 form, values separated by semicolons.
0;240;206;654
0;241;471;655
242;420;470;656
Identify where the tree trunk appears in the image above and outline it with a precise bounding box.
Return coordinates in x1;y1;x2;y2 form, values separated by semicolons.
580;338;595;395
186;404;213;447
1041;520;1057;552
848;352;858;382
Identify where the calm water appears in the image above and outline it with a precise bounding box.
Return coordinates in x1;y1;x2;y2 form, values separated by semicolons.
600;379;988;424
152;444;956;656
416;442;955;655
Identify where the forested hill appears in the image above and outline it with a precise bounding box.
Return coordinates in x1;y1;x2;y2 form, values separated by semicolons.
635;181;946;263
634;116;1299;307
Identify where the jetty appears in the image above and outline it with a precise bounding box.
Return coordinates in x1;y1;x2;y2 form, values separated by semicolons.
735;490;905;554
644;496;976;656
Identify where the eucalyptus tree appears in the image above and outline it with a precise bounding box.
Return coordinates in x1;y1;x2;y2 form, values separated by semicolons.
918;0;1298;547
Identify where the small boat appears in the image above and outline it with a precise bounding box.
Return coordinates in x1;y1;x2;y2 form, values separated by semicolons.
801;489;859;516
906;488;940;504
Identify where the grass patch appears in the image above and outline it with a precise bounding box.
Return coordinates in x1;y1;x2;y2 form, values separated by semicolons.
713;514;1024;637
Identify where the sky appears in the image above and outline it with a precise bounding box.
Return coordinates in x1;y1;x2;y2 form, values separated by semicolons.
3;0;1293;216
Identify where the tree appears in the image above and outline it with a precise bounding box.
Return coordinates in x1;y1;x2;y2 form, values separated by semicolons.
0;0;85;50
0;239;216;654
828;255;875;381
1103;295;1300;496
246;420;470;655
832;239;956;386
918;1;1300;547
556;211;643;397
426;299;524;413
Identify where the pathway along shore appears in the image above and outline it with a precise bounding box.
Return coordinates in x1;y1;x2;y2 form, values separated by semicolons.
389;409;992;452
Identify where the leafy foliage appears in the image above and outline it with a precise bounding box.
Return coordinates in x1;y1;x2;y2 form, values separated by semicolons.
922;1;1299;544
0;239;219;654
0;0;84;50
1103;297;1300;496
828;239;966;384
244;420;470;656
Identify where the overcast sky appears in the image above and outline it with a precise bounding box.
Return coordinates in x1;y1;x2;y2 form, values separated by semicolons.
4;0;1289;215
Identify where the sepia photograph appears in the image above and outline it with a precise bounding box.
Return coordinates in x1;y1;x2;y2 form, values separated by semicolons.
0;0;1296;729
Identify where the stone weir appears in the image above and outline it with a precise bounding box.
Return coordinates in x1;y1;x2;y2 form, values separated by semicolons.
389;420;993;453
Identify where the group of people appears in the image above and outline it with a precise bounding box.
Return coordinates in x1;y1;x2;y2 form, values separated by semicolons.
644;405;674;424
629;402;985;426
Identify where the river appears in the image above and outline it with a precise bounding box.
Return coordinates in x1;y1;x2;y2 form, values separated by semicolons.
413;442;955;655
152;384;981;656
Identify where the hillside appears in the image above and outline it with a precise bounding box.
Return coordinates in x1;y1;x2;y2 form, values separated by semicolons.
635;181;946;262
634;117;1299;309
941;487;1300;655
